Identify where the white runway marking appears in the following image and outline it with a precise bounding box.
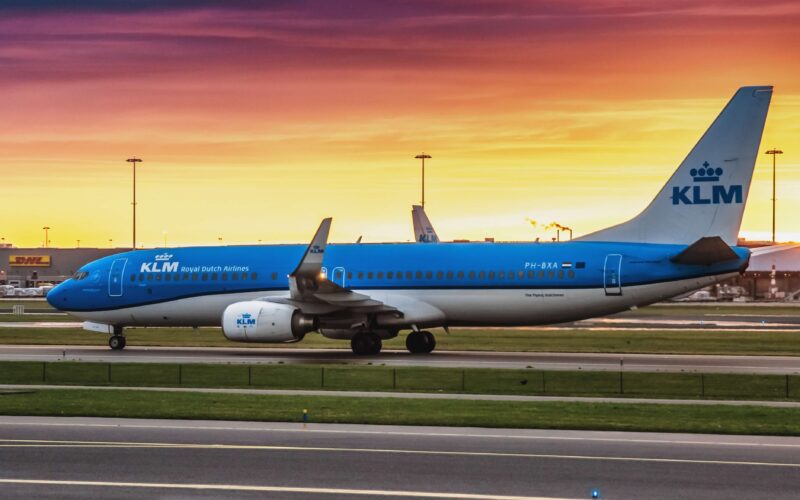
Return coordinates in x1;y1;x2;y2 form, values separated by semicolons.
1;438;799;468
0;479;576;499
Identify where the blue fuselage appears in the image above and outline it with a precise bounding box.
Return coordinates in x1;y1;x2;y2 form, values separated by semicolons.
47;241;748;328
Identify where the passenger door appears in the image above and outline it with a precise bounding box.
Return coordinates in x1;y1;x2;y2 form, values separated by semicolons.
603;254;622;296
108;258;127;297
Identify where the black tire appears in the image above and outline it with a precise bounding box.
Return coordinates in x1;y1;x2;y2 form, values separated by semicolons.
422;331;436;353
109;335;125;350
406;331;434;354
351;333;380;355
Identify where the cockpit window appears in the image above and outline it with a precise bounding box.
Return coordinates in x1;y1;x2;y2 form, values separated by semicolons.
73;271;89;280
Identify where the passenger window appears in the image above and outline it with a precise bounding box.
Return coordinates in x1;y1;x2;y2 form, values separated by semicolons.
498;271;504;279
416;271;422;279
558;270;564;279
568;270;575;278
174;274;180;282
139;274;144;281
469;271;475;279
437;271;443;279
232;273;238;281
447;271;453;279
387;271;394;279
539;271;545;279
488;271;495;279
518;271;524;279
251;272;257;280
377;272;383;279
222;273;227;281
156;274;162;281
479;271;485;279
183;273;190;280
129;274;136;282
358;271;364;279
272;272;278;280
209;273;216;280
548;271;555;279
457;271;464;279
407;271;413;279
426;271;433;279
368;272;373;279
201;273;208;281
241;272;248;280
508;271;514;280
165;274;172;281
147;274;153;281
347;272;352;280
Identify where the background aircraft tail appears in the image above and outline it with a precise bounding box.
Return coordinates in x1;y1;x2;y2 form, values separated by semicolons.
579;86;773;246
412;205;440;243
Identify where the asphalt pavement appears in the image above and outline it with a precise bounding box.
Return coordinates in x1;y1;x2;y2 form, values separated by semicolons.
1;344;800;374
0;416;798;499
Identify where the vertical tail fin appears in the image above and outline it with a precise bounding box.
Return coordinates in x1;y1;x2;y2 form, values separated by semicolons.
411;205;440;243
579;86;773;245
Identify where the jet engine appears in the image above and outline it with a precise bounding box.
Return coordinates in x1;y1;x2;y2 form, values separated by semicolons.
222;301;316;342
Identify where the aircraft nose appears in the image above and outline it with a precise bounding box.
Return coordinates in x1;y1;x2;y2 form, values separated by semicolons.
46;282;68;310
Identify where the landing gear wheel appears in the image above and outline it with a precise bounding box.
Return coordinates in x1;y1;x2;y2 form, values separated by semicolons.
406;331;435;354
351;332;382;355
109;335;126;350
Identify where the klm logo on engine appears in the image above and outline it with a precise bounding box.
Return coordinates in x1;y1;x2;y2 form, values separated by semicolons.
140;252;179;273
236;313;256;327
671;162;742;205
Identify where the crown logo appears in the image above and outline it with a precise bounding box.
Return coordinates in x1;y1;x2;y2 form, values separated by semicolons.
154;253;173;261
241;313;252;319
690;161;723;182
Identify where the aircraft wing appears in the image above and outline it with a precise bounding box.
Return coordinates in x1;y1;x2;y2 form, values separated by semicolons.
262;218;397;315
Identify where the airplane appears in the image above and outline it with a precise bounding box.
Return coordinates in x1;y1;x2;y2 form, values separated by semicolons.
48;86;772;355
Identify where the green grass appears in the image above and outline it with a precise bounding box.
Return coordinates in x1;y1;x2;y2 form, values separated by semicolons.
0;314;71;322
1;389;800;435
4;326;800;356
2;361;799;402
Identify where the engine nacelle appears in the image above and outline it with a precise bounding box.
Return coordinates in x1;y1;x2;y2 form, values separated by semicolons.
222;301;316;343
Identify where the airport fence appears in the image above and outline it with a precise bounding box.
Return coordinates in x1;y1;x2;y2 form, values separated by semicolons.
0;361;799;401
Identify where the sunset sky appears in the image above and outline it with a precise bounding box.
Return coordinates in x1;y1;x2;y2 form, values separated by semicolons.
1;0;798;248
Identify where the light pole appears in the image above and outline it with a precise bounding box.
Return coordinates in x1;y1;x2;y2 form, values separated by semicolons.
162;230;168;248
765;149;783;243
109;238;113;248
415;153;431;208
42;226;50;248
76;239;80;248
126;157;143;250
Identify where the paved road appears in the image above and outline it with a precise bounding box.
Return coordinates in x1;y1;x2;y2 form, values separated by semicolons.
0;416;798;499
1;344;800;374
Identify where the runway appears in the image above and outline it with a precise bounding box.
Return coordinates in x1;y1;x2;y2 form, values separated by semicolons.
0;416;798;499
1;344;800;374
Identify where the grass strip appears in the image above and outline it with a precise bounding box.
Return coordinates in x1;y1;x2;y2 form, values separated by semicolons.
1;389;800;436
3;326;800;356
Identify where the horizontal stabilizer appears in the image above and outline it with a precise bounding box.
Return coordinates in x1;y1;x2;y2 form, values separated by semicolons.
670;236;739;265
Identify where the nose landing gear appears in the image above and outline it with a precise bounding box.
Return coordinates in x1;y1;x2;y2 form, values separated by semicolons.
109;326;127;350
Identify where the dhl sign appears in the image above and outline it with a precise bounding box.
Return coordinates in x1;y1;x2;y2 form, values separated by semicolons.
9;255;51;267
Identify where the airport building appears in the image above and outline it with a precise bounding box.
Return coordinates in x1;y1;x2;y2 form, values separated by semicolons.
0;247;124;287
722;244;800;301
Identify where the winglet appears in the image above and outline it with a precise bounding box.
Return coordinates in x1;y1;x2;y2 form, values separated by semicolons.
291;218;332;277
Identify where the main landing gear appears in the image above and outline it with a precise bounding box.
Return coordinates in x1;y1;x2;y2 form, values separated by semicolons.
351;332;382;355
406;331;436;354
109;326;126;350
